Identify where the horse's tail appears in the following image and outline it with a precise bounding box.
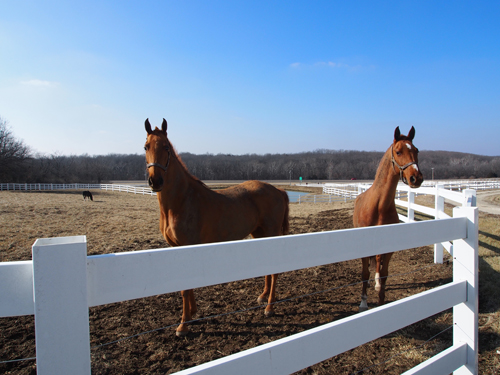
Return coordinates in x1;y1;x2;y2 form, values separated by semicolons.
281;190;290;235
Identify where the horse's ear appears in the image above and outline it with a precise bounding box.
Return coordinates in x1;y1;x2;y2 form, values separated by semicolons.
394;126;401;142
145;119;152;134
408;126;415;141
161;118;168;134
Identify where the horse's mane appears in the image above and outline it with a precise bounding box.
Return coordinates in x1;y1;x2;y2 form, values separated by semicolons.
168;139;209;189
150;127;209;189
372;146;395;187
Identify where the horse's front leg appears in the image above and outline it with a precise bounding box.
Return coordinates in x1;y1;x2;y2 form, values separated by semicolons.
176;289;195;337
359;257;370;312
264;273;279;317
377;253;393;306
374;254;382;292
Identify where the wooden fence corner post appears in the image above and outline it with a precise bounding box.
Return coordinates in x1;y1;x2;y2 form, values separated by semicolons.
452;206;479;375
32;236;90;375
462;189;476;208
434;184;445;264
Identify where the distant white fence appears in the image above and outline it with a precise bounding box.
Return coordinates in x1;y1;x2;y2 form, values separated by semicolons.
421;179;500;191
0;182;156;195
297;193;355;204
322;183;361;197
1;204;478;374
323;179;500;196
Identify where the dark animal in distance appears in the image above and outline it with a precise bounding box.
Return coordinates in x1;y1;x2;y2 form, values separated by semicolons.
83;191;93;201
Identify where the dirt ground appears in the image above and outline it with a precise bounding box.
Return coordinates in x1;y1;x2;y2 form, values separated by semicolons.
1;188;499;374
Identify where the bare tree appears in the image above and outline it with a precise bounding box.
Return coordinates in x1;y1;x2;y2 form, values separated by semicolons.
0;117;32;181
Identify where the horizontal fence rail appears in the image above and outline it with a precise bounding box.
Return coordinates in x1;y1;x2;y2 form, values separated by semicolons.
0;204;478;375
1;179;498;207
0;182;156;195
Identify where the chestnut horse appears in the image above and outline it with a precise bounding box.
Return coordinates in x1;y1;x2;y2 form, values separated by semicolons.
353;126;423;312
144;118;290;336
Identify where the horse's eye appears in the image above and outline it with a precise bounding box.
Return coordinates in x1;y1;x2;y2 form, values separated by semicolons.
144;146;148;151
396;151;401;156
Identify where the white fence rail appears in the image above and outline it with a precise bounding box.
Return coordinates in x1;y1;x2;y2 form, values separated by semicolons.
421;179;500;191
297;193;354;204
1;204;478;374
323;180;484;265
323;179;500;196
0;182;156;195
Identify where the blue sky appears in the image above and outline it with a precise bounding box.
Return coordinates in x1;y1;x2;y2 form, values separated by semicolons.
1;1;499;156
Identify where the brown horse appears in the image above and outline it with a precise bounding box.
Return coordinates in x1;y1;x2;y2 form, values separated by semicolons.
144;118;290;336
353;126;423;312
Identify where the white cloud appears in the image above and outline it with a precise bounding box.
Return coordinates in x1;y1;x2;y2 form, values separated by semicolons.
290;61;372;72
20;79;58;87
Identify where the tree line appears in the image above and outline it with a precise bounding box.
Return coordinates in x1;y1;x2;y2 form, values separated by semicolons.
2;118;500;183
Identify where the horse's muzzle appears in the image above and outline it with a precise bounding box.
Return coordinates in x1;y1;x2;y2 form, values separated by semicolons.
405;170;424;188
148;176;164;192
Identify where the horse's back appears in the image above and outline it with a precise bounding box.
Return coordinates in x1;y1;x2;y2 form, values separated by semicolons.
218;180;285;203
215;180;289;235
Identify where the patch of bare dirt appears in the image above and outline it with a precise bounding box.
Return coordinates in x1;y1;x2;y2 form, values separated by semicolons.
0;190;495;374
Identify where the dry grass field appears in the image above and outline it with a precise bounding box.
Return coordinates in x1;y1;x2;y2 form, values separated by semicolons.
1;186;499;374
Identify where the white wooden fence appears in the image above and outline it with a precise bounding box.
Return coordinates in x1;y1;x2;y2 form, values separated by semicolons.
297;193;354;204
0;182;156;195
0;203;478;374
323;179;500;196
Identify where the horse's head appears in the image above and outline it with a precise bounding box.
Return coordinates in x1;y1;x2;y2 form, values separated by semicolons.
391;126;424;188
144;118;171;192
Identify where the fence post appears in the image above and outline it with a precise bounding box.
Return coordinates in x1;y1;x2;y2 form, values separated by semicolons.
408;188;415;222
434;184;445;264
452;206;478;375
462;189;476;208
32;236;91;375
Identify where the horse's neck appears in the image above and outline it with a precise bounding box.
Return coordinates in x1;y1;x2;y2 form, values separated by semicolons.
157;157;209;212
371;147;400;205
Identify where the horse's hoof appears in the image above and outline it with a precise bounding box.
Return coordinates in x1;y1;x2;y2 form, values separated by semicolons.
374;285;381;292
359;306;369;313
176;329;189;337
264;310;275;317
257;297;267;304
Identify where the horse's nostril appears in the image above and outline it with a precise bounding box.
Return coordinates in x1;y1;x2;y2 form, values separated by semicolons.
148;177;153;187
410;176;416;184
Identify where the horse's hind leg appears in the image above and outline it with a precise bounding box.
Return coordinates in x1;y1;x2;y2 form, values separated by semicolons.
252;224;282;317
257;274;279;316
359;257;370;312
189;289;197;318
257;275;271;304
264;274;279;317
